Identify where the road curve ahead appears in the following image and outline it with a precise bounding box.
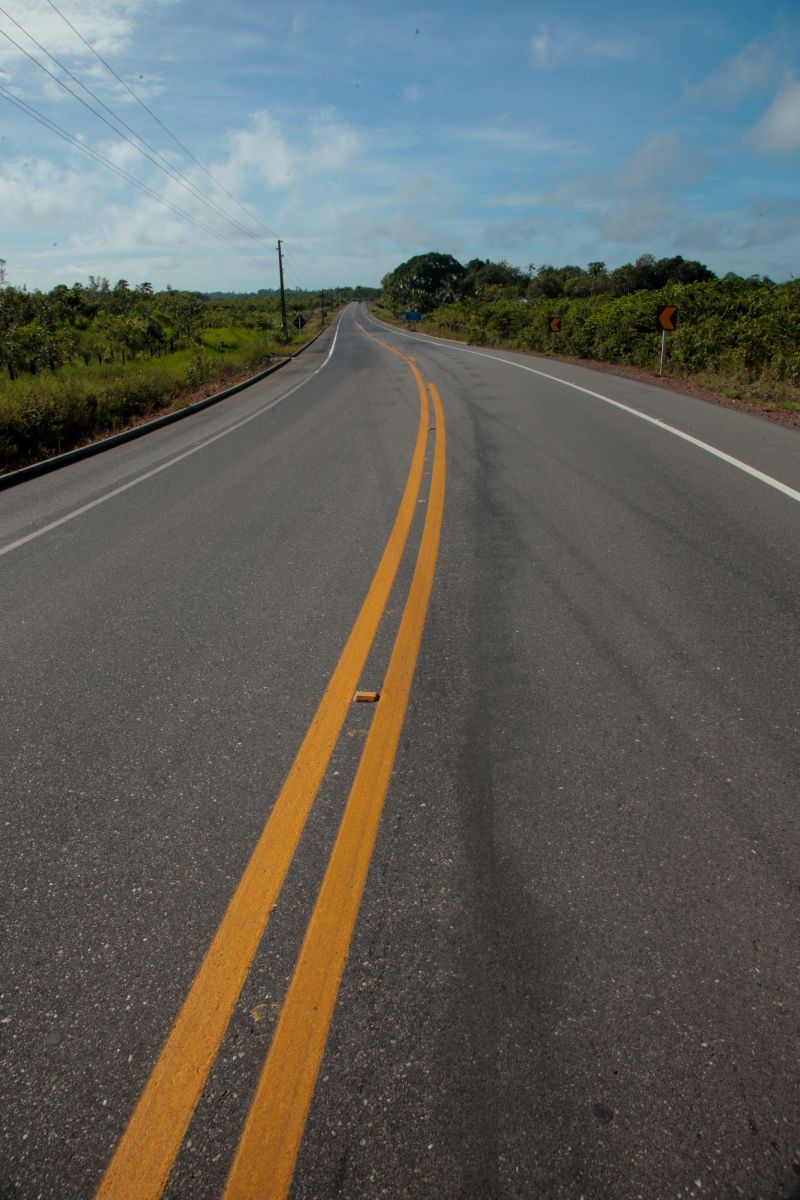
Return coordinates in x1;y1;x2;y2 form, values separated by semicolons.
1;304;799;1200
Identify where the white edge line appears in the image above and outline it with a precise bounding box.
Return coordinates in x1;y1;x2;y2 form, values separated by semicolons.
1;316;344;559
361;306;800;506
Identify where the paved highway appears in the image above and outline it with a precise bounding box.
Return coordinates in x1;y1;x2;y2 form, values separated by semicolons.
1;304;799;1200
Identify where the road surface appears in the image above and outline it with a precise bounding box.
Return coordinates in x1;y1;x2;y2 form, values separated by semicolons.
2;304;799;1200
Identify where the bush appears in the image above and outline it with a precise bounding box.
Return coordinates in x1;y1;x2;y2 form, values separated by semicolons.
392;278;800;415
0;326;286;471
413;279;800;391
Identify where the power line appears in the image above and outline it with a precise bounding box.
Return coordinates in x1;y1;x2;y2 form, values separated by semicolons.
0;14;272;251
43;0;281;243
286;251;309;287
0;83;274;271
283;245;311;291
284;257;310;293
0;4;267;247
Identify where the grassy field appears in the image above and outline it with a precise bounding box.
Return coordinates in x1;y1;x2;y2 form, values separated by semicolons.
0;321;319;473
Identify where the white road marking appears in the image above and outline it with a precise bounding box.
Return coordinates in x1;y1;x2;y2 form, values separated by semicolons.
362;308;800;506
0;319;343;559
320;319;339;367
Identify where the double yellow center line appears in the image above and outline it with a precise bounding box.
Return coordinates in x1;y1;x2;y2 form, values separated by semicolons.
94;330;446;1199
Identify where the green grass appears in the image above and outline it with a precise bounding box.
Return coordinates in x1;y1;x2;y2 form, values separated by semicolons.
687;369;800;416
0;321;320;472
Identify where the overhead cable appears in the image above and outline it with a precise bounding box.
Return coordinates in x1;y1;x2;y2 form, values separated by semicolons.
0;15;271;249
43;0;281;242
0;84;274;271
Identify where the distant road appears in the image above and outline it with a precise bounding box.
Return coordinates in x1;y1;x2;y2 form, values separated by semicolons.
2;303;799;1200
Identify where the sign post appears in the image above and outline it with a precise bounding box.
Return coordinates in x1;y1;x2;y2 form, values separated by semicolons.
656;306;678;376
293;313;307;331
549;315;561;351
404;310;422;325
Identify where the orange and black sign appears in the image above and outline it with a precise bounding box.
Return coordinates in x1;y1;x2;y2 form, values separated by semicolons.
549;315;561;333
656;305;678;331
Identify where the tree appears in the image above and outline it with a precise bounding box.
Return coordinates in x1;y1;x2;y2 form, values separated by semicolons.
463;258;527;299
587;261;608;296
381;252;467;313
610;253;715;296
527;265;568;299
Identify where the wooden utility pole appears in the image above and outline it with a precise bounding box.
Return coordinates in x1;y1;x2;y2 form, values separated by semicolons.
277;240;289;342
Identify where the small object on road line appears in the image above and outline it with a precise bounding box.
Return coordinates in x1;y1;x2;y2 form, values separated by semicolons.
592;1102;615;1124
354;690;380;702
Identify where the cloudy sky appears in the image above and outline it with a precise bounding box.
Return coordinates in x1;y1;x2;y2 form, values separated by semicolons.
1;0;799;292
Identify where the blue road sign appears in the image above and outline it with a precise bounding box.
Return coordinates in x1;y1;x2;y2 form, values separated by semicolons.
404;311;422;322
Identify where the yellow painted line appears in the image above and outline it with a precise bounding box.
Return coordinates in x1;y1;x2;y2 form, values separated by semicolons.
355;319;411;361
93;346;430;1200
222;380;446;1200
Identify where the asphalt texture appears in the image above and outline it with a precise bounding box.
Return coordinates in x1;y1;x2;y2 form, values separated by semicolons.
1;304;799;1200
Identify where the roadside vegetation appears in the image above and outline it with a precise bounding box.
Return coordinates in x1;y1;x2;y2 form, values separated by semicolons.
0;279;379;472
376;252;800;419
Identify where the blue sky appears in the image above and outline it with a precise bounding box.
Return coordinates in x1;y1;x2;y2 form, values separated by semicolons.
1;0;799;292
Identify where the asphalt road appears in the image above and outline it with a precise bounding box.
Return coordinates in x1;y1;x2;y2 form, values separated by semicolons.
1;304;799;1200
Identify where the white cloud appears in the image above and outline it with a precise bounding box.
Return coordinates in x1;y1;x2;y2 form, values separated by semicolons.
467;122;576;155
599;191;676;244
226;111;295;188
0;0;174;109
489;191;544;209
536;133;711;247
617;133;706;189
530;22;642;70
214;109;360;195
113;70;165;102
67;196;190;254
481;213;573;253
685;40;778;106
750;79;800;153
739;199;800;245
530;26;549;68
292;170;464;264
0;0;175;69
1;106;366;285
0;157;89;227
309;110;360;170
97;137;150;171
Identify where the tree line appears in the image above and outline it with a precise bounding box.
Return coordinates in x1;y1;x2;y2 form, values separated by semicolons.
378;252;799;410
380;251;777;314
0;278;379;382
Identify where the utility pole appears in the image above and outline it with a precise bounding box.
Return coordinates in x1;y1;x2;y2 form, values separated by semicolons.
320;290;327;325
277;240;288;342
